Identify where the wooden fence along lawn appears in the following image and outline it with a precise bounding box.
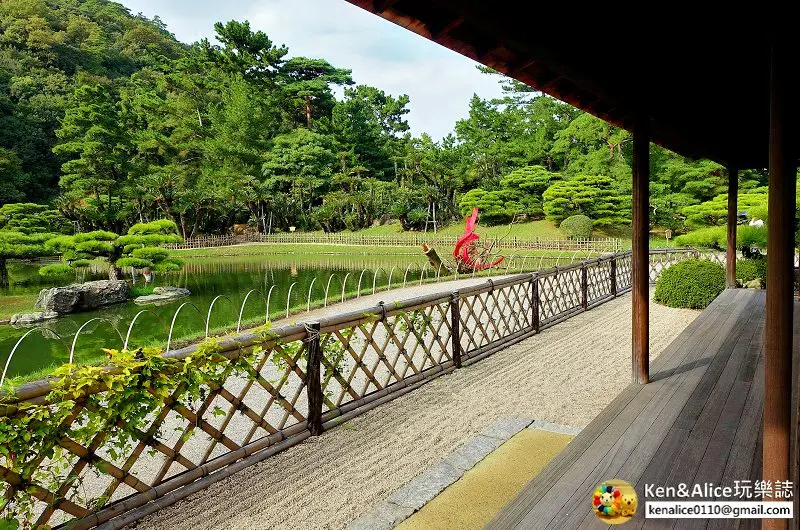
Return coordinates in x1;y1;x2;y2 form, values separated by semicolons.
0;249;710;529
166;233;624;253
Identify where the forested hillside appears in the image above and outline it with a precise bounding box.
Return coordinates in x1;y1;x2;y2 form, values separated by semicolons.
0;0;770;239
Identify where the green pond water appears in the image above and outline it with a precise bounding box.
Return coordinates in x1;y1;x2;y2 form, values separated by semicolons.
0;253;430;381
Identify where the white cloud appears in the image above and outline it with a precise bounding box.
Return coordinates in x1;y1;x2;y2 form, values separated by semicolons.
120;0;506;139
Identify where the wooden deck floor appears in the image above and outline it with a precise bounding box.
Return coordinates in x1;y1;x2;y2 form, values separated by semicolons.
487;288;789;530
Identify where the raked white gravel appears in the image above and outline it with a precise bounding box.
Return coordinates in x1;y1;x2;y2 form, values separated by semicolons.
132;288;697;530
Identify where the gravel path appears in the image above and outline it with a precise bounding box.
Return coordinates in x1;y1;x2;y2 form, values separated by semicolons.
133;289;698;530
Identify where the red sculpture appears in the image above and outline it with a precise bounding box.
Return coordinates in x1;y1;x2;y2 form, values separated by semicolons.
453;208;505;272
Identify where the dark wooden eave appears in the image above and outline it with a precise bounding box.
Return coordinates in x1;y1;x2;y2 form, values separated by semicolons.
344;1;797;169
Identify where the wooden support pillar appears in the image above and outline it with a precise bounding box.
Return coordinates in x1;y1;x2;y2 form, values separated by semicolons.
763;36;796;530
726;166;738;288
632;121;650;385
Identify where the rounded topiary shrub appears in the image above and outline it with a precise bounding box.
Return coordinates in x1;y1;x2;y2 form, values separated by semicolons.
559;214;593;239
736;258;767;286
654;259;725;309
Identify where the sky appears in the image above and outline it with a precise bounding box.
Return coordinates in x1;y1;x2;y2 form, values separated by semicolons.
119;0;507;140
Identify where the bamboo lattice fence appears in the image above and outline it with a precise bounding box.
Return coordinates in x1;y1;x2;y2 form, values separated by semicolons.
0;249;707;528
166;233;623;252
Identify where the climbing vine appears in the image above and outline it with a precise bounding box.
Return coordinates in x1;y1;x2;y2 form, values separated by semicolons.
0;334;261;529
0;319;382;529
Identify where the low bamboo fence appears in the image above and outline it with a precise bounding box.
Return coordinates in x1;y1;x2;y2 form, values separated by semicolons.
166;233;623;252
0;249;705;529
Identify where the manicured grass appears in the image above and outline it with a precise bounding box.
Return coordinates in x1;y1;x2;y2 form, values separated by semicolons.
0;295;38;321
171;243;595;260
435;219;566;239
171;243;423;258
289;220;626;240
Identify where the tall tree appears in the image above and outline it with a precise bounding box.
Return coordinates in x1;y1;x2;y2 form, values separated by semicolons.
279;57;352;128
53;83;130;231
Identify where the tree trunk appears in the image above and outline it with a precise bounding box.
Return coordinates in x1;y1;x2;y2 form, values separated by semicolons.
0;258;8;288
305;95;313;129
108;263;123;281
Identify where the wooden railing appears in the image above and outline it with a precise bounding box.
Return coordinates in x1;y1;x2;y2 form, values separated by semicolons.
167;233;624;252
0;249;703;529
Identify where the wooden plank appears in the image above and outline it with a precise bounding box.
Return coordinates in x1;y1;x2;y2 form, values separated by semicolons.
569;292;761;530
498;291;751;529
486;290;744;530
706;355;764;530
636;293;764;530
672;302;765;530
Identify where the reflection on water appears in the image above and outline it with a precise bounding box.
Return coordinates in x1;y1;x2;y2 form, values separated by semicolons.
0;254;428;380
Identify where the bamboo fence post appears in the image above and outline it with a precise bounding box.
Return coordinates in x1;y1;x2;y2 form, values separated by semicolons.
531;273;540;333
581;262;588;310
305;322;323;436
611;257;618;297
450;292;461;368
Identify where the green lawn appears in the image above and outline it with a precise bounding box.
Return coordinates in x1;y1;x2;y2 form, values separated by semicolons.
171;242;603;260
286;219;628;240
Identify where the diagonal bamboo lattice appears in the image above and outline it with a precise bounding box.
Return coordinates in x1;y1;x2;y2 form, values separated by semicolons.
0;249;695;529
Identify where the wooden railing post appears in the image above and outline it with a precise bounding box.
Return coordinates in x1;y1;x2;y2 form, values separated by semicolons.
581;262;588;310
611;257;618;297
305;322;323;436
531;273;540;333
450;292;461;368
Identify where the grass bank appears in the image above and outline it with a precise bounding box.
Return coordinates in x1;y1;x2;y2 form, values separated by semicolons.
171;242;609;260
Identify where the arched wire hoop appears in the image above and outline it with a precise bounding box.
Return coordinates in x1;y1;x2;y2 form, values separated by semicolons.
167;302;204;354
266;285;278;321
403;263;420;288
1;328;67;388
357;269;370;299
124;309;168;350
70;318;124;364
286;282;298;318
386;266;398;292
237;289;267;333
324;274;343;307
340;272;351;303
372;268;387;295
205;296;233;337
306;277;318;313
419;263;429;286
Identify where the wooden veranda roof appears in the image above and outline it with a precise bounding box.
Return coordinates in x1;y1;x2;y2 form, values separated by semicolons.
344;2;795;170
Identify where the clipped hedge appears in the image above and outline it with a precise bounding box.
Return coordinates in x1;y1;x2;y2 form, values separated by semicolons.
559;214;593;239
736;258;767;286
654;259;726;309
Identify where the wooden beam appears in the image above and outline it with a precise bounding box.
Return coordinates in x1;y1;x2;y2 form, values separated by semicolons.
763;35;796;530
373;0;399;13
632;120;650;385
431;17;464;39
726;166;738;288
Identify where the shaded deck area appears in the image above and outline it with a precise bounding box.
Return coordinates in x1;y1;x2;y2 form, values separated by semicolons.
488;289;789;529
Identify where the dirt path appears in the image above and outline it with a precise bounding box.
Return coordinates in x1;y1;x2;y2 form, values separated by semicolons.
133;290;697;530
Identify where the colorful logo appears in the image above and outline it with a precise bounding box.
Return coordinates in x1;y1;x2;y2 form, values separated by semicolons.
593;479;638;524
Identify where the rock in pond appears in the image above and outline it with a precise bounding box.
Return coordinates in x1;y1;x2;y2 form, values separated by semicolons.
10;311;59;326
134;286;191;305
36;280;130;314
153;286;191;296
